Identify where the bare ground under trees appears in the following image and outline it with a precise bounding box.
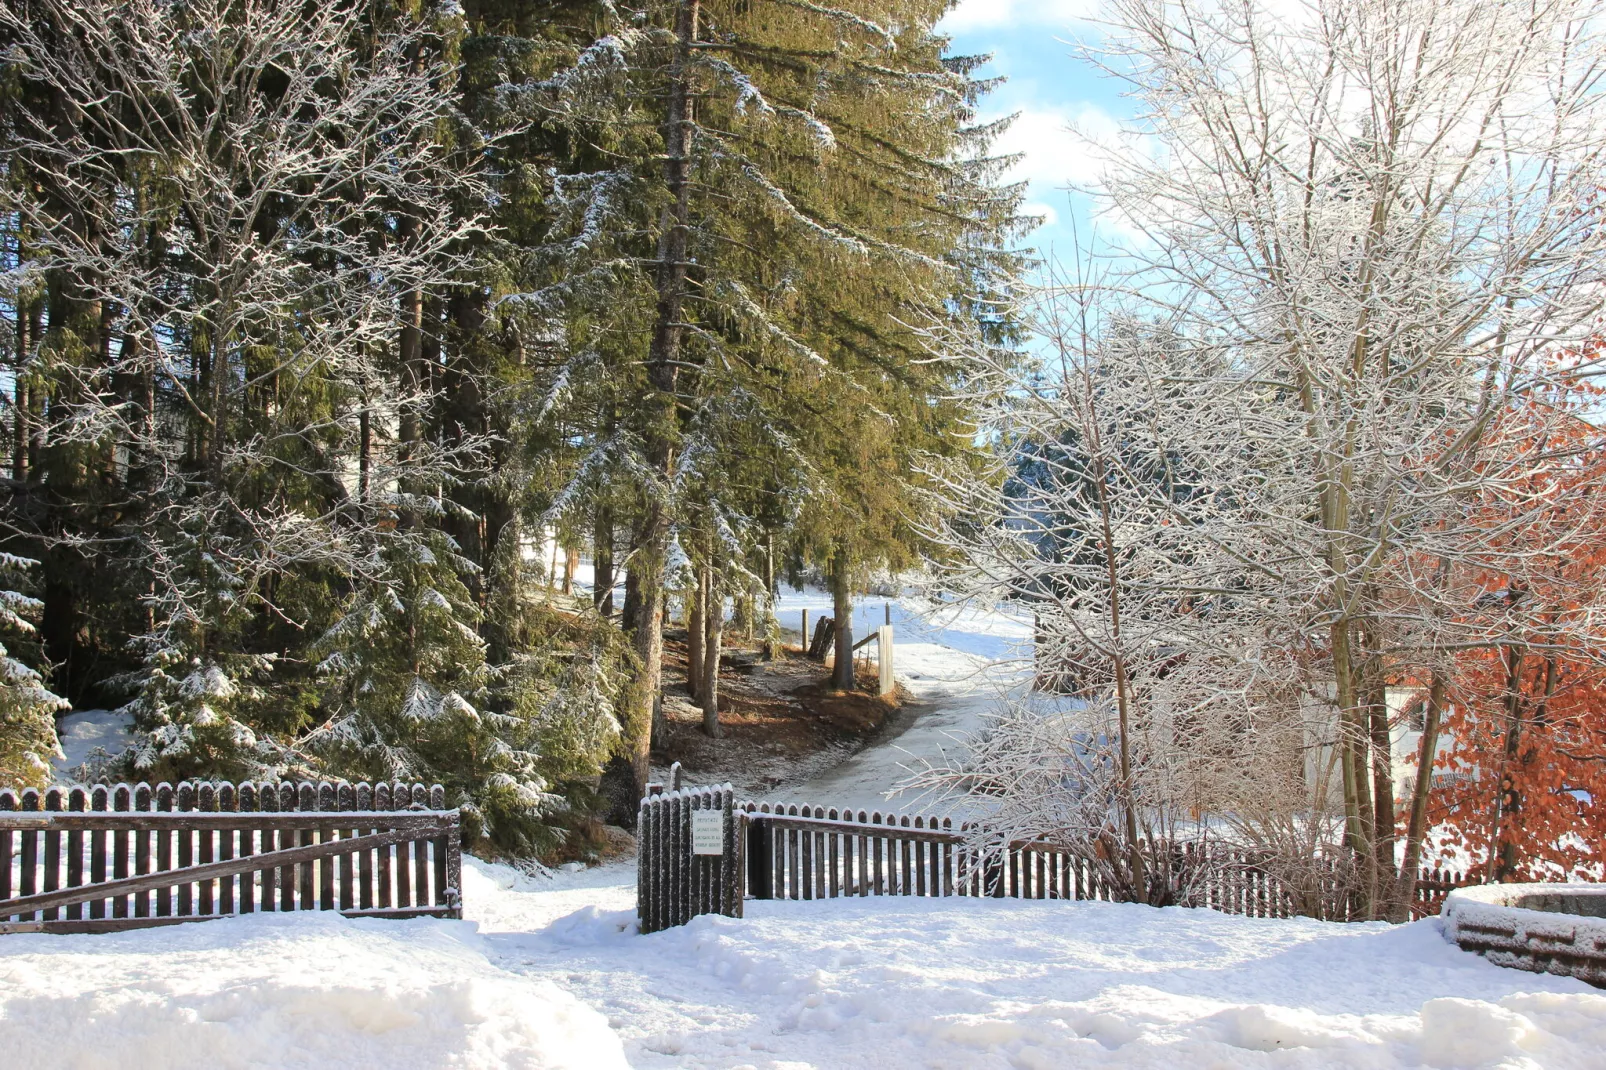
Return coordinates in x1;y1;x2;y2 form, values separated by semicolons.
648;627;916;798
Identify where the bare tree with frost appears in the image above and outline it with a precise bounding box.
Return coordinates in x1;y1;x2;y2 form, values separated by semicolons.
920;0;1606;917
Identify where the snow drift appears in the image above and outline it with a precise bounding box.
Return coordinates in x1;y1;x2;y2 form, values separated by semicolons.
0;909;626;1070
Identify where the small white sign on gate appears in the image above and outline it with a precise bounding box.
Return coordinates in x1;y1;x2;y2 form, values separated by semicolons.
691;810;724;856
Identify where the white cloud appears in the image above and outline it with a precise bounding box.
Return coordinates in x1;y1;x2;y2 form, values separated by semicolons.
938;0;1100;34
990;105;1122;192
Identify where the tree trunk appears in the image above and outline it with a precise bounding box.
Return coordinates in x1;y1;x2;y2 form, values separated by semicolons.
12;300;29;483
594;506;614;615
622;0;701;798
622;566;641;639
26;299;43;477
1362;646;1396;891
627;552;667;794
1490;588;1528;880
1331;619;1378;917
831;547;854;690
563;545;580;596
1390;672;1446;922
1492;621;1530;882
396;216;424;488
686;564;704;701
762;532;775;659
358;406;371;502
702;576;722;737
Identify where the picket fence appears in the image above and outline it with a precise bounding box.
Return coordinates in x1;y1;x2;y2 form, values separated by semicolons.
741;803;1469;920
0;780;462;934
638;785;1473;932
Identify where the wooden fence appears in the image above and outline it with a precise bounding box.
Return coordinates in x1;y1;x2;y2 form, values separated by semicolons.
636;781;741;934
0;780;462;934
807;616;835;660
736;802;1472;922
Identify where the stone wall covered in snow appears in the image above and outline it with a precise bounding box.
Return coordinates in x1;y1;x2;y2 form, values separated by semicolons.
1442;883;1606;987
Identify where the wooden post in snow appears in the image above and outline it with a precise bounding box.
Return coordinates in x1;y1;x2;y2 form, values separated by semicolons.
877;625;894;696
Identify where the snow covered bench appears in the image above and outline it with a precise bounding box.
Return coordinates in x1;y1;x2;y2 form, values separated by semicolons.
1442;882;1606;987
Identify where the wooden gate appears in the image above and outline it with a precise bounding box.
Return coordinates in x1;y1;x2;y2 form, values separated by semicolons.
636;781;741;934
0;780;462;934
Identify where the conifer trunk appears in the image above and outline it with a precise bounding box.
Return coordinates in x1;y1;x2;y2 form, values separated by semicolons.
831;548;854;690
12;299;29;483
625;0;700;796
563;545;579;596
687;565;704;701
702;577;722;737
594;506;614;615
762;533;776;659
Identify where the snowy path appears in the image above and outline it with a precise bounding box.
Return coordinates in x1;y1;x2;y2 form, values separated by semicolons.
467;859;1606;1069
764;587;1033;812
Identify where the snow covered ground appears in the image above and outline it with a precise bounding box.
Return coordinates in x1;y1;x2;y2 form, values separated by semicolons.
6;856;1603;1069
0;886;628;1070
17;577;1597;1068
51;708;133;780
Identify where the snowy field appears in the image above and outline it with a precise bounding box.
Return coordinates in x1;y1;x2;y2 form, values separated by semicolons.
3;857;1604;1069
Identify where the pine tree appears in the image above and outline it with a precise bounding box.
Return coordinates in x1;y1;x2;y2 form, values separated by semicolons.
0;553;67;786
521;0;1030;792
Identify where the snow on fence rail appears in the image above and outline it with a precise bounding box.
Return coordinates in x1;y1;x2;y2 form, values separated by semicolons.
636;782;1475;932
0;780;462;935
1442;883;1606;987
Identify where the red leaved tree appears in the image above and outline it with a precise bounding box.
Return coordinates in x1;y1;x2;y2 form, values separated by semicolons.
1427;380;1606;882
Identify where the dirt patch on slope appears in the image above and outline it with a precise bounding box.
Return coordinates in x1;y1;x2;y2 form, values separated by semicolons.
649;630;914;797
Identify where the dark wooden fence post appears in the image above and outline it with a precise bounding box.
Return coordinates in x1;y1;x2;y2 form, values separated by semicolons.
637;781;742;934
747;813;773;900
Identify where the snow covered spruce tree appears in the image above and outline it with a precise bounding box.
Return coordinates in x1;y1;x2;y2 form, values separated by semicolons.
308;520;555;853
0;552;67;785
0;0;486;778
518;0;1029;795
926;0;1606;917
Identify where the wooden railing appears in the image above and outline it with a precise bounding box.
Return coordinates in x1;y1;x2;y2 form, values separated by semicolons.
0;780;462;934
634;783;1477;933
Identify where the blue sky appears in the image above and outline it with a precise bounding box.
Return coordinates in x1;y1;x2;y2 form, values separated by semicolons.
936;0;1133;270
